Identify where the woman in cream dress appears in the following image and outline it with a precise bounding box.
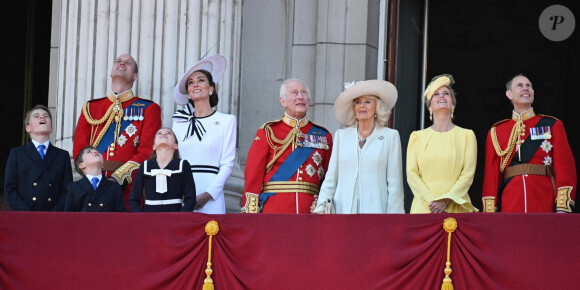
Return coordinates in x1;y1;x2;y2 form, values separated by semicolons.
407;74;478;213
314;80;404;214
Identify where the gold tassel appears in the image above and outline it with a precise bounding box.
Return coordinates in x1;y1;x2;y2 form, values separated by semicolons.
441;218;457;290
203;221;219;290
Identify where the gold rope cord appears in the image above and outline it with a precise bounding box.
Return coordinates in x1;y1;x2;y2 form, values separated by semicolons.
203;220;219;290
441;218;457;290
82;100;124;148
264;126;301;173
490;120;521;173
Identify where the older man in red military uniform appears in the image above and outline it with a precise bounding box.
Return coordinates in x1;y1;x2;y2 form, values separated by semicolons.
242;78;333;213
482;74;576;213
73;54;161;210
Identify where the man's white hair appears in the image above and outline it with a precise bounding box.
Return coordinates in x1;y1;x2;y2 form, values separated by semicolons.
279;78;311;101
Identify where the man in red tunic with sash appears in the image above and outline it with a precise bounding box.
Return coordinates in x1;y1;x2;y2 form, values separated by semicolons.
73;54;161;210
482;74;576;212
242;78;333;213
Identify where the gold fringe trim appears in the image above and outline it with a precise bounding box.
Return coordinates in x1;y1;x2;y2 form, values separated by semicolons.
203;221;219;290
441;218;457;290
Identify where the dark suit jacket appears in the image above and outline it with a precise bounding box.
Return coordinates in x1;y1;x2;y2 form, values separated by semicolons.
65;177;125;212
3;141;73;211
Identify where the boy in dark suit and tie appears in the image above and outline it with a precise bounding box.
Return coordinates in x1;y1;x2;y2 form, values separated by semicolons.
4;105;73;211
65;146;125;212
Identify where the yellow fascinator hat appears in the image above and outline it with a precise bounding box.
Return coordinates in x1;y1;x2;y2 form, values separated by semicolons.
424;74;455;101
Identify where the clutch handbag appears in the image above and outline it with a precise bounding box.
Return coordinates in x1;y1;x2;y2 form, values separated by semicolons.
324;198;335;214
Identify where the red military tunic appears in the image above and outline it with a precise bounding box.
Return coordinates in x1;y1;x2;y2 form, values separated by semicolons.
482;108;576;212
242;113;333;213
73;90;162;210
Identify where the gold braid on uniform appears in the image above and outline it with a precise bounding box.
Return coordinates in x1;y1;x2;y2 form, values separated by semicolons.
491;120;522;173
264;125;301;173
82;99;124;149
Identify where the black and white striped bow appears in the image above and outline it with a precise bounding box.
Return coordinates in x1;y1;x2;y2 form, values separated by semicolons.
172;103;206;141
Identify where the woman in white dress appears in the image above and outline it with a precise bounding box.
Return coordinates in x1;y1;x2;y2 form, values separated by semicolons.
172;55;236;214
314;80;404;214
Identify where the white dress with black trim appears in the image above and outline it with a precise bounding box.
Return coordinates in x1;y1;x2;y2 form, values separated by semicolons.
172;103;237;214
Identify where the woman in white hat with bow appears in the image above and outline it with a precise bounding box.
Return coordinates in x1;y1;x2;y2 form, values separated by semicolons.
172;55;237;214
314;80;404;214
407;74;478;213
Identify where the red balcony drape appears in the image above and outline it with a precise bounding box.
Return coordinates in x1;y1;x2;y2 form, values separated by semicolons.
0;212;578;289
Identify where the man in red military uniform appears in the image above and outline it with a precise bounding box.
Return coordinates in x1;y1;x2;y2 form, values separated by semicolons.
482;74;576;212
242;78;333;213
73;54;161;210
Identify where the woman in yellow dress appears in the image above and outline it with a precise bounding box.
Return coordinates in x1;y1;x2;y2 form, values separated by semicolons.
407;74;478;213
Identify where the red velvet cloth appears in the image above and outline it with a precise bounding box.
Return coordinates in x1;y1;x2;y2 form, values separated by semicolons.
0;212;578;289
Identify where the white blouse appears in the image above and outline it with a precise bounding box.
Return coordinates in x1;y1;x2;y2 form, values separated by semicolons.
173;104;237;214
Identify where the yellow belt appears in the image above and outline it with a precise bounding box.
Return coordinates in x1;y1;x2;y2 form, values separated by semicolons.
263;181;320;195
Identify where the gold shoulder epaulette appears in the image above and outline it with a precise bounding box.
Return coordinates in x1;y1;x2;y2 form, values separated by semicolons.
538;114;559;121
136;97;153;103
491;119;510;128
260;119;281;129
310;121;330;134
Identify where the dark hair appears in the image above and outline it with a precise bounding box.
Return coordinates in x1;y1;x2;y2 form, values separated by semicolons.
151;128;181;160
24;104;52;126
186;69;219;108
506;73;526;90
75;146;99;176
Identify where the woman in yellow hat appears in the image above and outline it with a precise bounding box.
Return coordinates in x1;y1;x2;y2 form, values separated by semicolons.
407;74;478;213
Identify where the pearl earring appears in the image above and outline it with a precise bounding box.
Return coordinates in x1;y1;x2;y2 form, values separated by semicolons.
429;111;433;121
451;110;454;119
210;91;213;95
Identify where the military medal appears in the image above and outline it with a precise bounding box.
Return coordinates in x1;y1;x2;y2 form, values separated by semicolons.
541;140;553;154
298;133;329;150
530;126;551;140
125;124;137;137
312;151;322;166
117;135;128;147
139;108;144;121
305;164;316;177
123;108;129;121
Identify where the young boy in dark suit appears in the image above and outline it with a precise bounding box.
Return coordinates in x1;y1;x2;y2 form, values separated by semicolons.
4;104;73;211
65;146;125;212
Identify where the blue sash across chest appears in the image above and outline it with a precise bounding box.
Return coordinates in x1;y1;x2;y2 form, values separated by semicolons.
260;125;327;204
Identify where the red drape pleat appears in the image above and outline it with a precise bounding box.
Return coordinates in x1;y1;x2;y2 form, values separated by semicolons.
1;212;578;289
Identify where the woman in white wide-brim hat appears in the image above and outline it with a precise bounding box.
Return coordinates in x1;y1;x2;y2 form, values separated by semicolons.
314;80;404;214
171;54;237;214
407;74;478;213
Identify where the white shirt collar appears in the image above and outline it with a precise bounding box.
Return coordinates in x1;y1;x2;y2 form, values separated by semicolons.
85;174;103;182
31;139;50;150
